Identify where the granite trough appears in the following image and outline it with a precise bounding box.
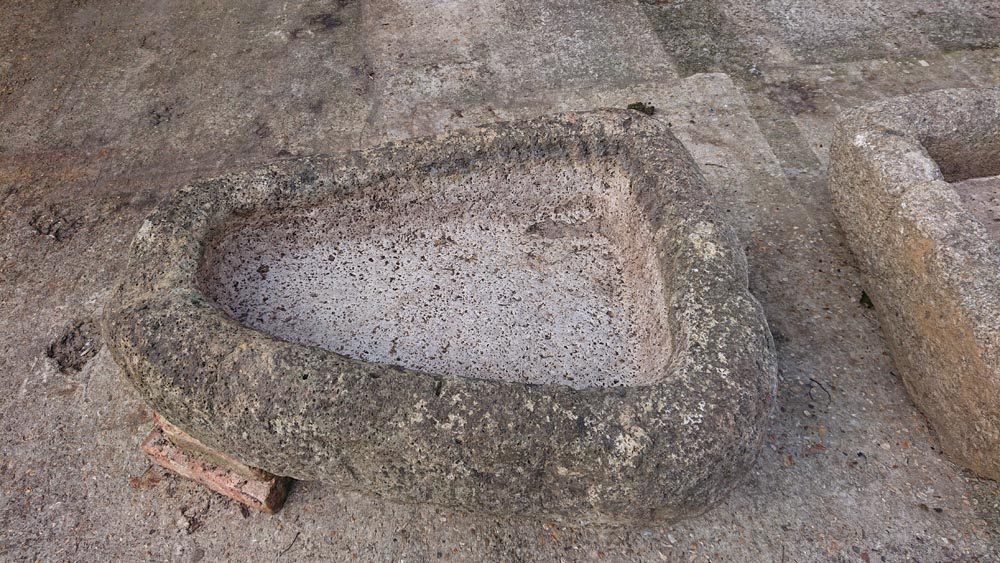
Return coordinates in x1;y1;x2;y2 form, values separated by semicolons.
830;88;1000;480
103;110;776;523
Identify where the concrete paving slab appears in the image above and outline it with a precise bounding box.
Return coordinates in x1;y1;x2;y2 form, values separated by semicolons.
641;0;1000;74
720;0;1000;64
0;0;371;175
361;0;677;140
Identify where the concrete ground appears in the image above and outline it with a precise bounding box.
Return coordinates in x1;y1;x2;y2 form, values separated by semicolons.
1;1;999;561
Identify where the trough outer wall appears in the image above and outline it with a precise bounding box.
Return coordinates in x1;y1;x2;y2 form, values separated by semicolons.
103;110;777;523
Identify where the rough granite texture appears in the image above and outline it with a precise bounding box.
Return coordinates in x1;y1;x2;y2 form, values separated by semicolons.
200;160;675;390
829;87;1000;480
102;110;777;524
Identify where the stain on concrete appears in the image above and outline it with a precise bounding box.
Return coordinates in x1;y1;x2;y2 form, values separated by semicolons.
765;79;820;115
639;0;762;78
29;206;83;242
47;319;101;373
307;13;344;31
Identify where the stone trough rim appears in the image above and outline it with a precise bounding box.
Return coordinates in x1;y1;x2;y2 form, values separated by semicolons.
833;88;1000;349
103;109;776;523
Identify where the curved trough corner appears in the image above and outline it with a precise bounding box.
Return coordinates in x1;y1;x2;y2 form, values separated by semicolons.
103;109;777;524
829;88;1000;481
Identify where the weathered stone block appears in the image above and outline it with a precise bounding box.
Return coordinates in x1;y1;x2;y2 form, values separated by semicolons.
103;110;776;523
830;88;1000;480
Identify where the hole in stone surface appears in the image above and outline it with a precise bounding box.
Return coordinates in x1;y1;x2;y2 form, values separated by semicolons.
199;160;673;389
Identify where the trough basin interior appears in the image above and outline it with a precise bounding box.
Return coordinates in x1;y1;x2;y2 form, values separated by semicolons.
927;132;1000;245
199;160;674;389
953;174;1000;244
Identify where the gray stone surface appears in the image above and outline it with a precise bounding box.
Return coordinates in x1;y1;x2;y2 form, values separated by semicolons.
2;1;1000;560
103;110;776;524
361;0;677;141
830;87;1000;480
640;0;1000;75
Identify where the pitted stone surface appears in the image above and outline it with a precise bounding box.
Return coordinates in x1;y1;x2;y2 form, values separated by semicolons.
103;110;776;524
830;87;1000;480
200;161;671;389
